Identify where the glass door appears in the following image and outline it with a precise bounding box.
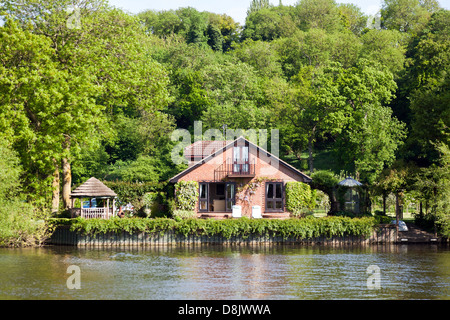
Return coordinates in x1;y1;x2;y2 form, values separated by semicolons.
266;182;283;212
225;183;236;211
199;183;208;212
233;146;240;173
233;146;249;174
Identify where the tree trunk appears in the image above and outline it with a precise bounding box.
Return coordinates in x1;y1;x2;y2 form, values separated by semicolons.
329;187;339;215
382;193;387;215
51;163;60;214
419;201;423;219
308;128;316;173
62;157;72;209
395;192;400;224
62;135;72;210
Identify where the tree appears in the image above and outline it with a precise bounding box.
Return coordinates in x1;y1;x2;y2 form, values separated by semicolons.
164;7;210;47
247;0;271;16
207;13;241;52
402;9;450;164
2;0;172;210
413;143;450;236
333;60;406;183
274;28;355;79
138;9;182;37
242;5;296;42
168;68;212;130
338;103;406;184
381;0;440;35
139;9;241;53
359;29;407;75
337;3;367;35
310;170;340;213
0;135;22;201
0;17;88;209
328;31;362;69
264;77;307;158
373;160;412;217
155;39;221;130
281;64;348;173
206;24;224;51
242;8;284;41
232;39;284;79
295;0;343;32
409;75;450;163
201;60;268;130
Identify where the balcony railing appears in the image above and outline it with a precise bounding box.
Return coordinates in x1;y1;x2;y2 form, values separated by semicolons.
214;158;256;181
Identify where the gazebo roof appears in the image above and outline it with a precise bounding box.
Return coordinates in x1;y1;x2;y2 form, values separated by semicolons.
338;177;363;187
70;177;117;198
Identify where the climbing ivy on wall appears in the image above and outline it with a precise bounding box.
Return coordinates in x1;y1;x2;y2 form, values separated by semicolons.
285;181;317;217
174;181;199;211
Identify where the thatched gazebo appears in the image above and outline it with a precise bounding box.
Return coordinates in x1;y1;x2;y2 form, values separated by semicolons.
70;177;117;219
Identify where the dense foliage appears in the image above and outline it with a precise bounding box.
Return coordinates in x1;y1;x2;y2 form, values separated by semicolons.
0;0;448;244
102;180;169;214
0;200;50;247
0;136;50;247
51;216;377;239
285;181;316;216
174;181;199;211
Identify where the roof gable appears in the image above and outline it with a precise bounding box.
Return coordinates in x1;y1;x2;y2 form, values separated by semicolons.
170;136;312;183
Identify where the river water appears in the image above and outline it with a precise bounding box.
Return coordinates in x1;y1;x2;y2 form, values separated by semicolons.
0;244;448;300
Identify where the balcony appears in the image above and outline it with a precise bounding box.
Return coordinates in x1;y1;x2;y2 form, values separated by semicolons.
214;158;256;181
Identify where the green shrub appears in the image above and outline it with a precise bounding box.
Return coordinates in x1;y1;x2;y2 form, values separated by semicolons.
172;210;197;219
374;215;393;224
285;182;316;217
0;200;51;247
51;216;377;240
63;217;178;235
174;181;199;211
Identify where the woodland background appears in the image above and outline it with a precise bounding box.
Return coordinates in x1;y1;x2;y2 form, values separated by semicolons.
0;0;448;239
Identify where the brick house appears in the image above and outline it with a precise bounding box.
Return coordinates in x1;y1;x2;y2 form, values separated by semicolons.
169;136;312;219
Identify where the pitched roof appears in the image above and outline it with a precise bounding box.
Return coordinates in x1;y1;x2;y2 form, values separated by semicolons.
184;140;233;159
70;177;117;198
338;177;362;187
170;136;312;183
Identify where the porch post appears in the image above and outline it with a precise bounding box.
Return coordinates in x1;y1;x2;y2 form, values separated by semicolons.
80;197;84;218
107;198;110;218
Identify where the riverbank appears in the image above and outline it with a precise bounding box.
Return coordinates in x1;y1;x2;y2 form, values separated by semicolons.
47;216;402;247
49;225;398;246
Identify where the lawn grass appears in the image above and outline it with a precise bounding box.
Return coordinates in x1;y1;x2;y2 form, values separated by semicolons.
281;148;344;175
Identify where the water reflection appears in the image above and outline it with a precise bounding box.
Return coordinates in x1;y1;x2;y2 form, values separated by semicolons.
0;244;448;300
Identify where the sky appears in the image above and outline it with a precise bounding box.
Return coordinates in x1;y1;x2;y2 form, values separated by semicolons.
107;0;450;25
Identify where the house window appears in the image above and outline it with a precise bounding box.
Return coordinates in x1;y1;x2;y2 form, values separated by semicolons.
199;183;208;211
266;182;283;212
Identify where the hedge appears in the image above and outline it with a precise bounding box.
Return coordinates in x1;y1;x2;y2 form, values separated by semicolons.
285;181;316;216
174;181;199;211
48;216;378;240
